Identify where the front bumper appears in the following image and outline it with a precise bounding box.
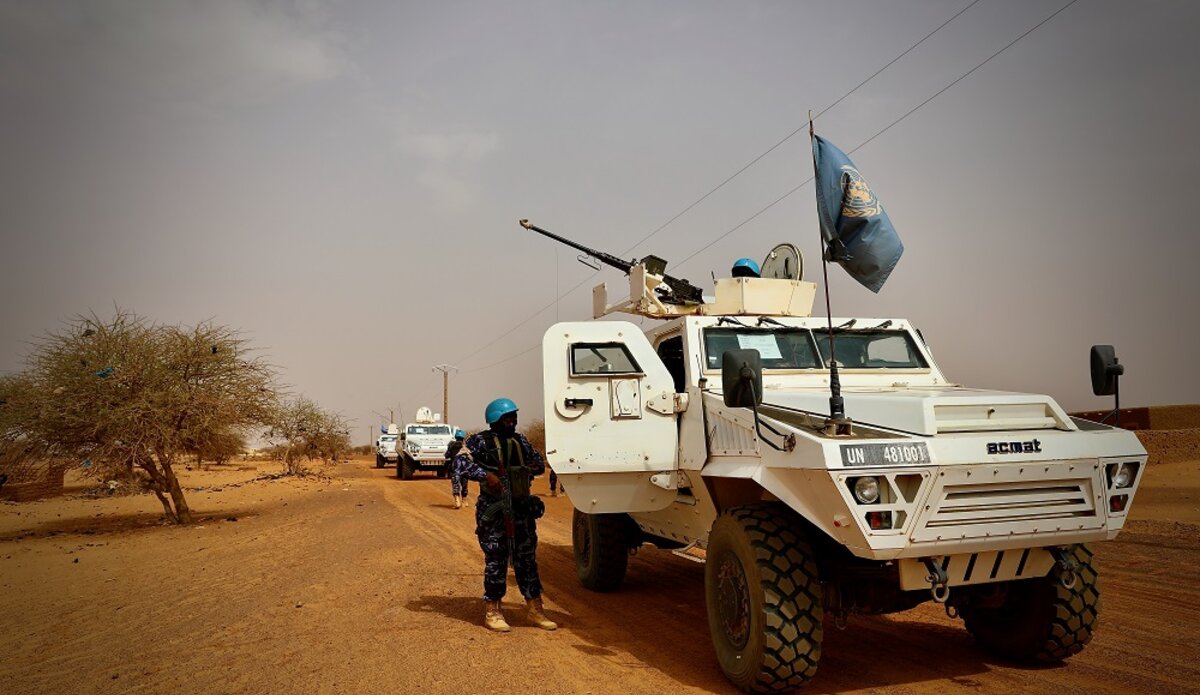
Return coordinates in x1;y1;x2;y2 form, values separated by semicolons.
408;453;448;467
758;457;1142;561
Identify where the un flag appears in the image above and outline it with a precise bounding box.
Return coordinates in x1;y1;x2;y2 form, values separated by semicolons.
812;135;903;293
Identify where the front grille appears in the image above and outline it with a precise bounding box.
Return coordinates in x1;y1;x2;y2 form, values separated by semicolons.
910;461;1103;543
927;481;1094;527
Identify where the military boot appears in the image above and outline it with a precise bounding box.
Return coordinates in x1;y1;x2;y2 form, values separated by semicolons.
453;495;462;509
526;597;558;631
484;601;511;632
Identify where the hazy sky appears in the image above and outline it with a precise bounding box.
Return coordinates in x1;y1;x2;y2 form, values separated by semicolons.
2;0;1197;442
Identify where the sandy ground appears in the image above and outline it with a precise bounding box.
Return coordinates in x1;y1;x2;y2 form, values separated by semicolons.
1;445;1198;695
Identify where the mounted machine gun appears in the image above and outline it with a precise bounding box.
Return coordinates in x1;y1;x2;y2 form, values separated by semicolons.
519;219;817;320
519;219;704;315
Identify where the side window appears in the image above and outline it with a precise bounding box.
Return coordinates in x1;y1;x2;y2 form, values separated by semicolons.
655;335;686;393
570;342;641;376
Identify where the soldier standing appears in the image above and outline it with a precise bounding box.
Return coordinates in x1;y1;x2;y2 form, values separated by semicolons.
445;429;469;509
453;397;557;632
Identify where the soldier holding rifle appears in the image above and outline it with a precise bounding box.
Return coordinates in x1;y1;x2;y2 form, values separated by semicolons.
453;397;557;632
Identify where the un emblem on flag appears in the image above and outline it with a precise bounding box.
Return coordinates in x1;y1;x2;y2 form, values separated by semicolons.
839;166;881;218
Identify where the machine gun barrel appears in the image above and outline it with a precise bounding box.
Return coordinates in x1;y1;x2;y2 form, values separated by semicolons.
518;219;704;305
519;219;634;273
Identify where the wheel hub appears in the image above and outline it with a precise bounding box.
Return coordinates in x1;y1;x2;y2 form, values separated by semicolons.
715;550;751;650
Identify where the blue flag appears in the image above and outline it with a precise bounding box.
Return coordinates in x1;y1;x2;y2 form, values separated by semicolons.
812;135;903;292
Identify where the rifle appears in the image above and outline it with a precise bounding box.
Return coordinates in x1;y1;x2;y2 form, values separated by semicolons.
519;219;704;305
480;445;518;562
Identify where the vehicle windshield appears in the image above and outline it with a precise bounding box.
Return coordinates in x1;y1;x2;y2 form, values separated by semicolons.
703;328;822;370
813;329;928;369
407;425;451;435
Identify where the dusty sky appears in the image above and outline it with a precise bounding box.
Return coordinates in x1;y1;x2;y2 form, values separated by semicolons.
1;0;1197;442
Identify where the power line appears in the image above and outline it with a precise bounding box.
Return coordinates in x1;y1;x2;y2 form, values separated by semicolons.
460;343;540;375
462;0;1078;374
453;273;596;367
621;0;983;259
454;1;982;370
671;0;1080;273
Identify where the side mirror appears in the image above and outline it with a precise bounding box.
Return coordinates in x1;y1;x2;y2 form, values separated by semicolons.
1090;345;1123;396
722;349;763;408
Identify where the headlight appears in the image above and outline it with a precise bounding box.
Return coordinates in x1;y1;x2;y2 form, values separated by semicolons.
1112;463;1133;489
852;477;880;504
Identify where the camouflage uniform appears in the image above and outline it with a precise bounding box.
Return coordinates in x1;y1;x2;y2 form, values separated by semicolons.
454;431;545;602
445;440;470;500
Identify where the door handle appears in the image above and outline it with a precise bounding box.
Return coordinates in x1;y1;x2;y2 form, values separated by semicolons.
564;398;594;409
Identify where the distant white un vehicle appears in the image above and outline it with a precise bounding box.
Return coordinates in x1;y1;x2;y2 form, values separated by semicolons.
533;228;1145;693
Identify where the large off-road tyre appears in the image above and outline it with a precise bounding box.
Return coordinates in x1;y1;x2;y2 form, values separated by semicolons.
375;454;384;469
573;509;634;592
705;505;822;693
436;465;447;479
400;456;415;481
961;544;1100;662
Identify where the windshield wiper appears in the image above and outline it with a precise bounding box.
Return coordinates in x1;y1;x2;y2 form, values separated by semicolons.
756;316;787;328
717;317;749;328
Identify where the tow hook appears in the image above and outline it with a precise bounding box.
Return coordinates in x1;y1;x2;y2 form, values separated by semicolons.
1048;547;1079;589
923;558;950;603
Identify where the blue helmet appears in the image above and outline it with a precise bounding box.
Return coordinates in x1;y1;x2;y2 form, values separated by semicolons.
454;428;466;440
484;397;518;425
732;257;761;277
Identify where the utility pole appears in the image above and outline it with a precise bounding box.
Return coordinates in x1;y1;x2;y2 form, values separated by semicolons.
432;364;458;423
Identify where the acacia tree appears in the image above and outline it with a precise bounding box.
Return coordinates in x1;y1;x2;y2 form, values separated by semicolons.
0;374;54;486
266;396;351;475
190;429;248;467
2;311;277;523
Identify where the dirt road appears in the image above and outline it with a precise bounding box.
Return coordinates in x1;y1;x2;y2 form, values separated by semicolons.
2;457;1198;695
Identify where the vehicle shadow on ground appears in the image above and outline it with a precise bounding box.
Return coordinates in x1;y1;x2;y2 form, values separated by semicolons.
0;508;257;542
534;540;1004;694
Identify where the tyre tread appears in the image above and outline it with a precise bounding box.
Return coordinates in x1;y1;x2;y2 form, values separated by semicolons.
725;505;823;693
575;511;632;592
962;543;1100;663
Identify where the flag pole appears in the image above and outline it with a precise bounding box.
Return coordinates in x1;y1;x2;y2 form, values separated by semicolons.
809;112;851;436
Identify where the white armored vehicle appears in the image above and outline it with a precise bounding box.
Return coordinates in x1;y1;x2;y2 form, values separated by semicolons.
396;406;455;480
375;424;400;468
530;222;1146;693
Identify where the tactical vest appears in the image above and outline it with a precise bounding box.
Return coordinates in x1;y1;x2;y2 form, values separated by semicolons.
477;433;531;498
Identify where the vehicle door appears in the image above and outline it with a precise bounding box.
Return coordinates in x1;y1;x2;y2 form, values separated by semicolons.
543;321;680;512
